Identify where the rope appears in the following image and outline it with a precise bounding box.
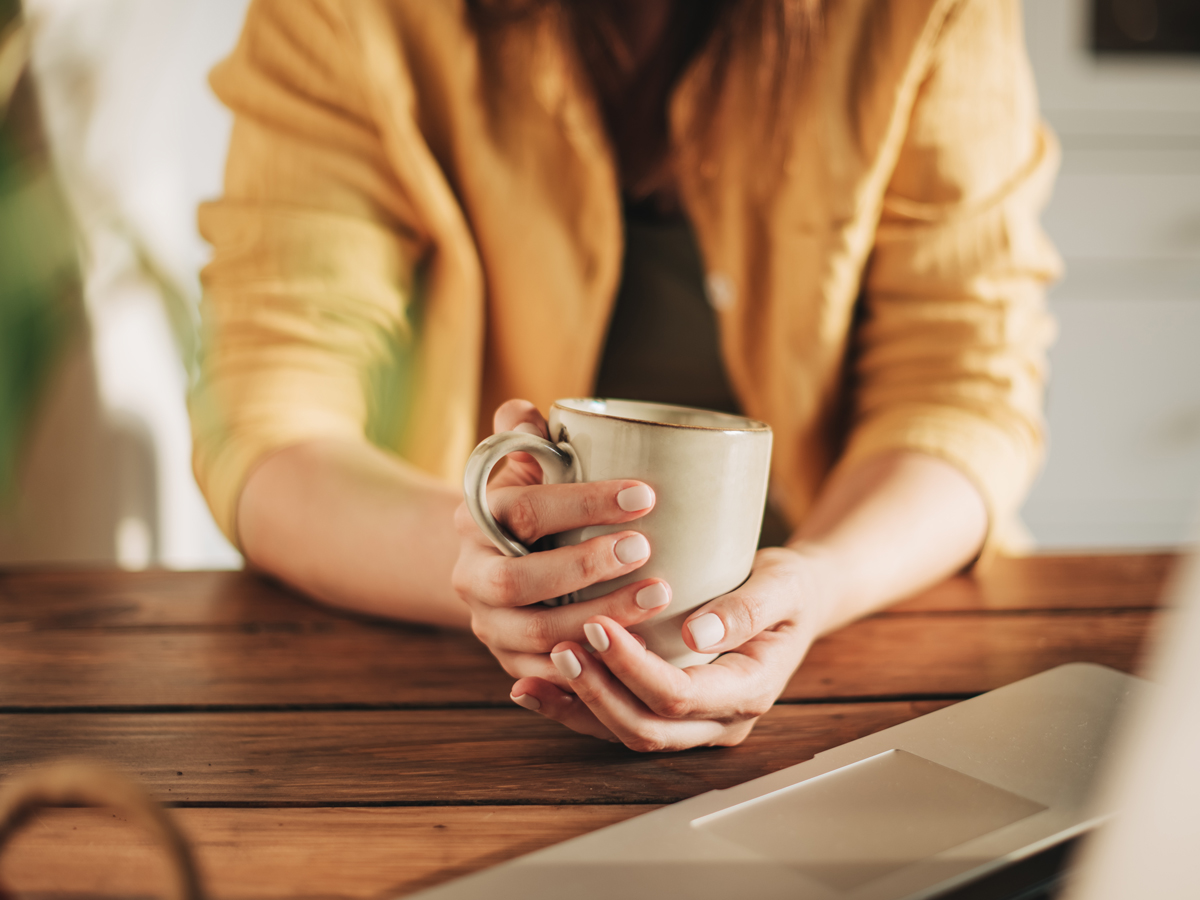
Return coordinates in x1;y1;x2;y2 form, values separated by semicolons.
0;760;205;900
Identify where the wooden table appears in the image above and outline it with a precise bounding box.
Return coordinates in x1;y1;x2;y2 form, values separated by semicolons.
0;554;1174;899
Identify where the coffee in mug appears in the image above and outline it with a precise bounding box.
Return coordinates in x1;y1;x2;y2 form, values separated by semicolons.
463;399;772;667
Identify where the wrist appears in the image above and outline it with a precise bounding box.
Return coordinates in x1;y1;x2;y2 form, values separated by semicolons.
777;539;850;640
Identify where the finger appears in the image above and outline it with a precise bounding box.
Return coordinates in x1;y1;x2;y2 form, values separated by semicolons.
464;529;653;607
470;578;672;653
486;479;656;545
547;640;731;752
494;399;548;437
586;616;789;721
508;678;620;742
488;648;573;688
491;400;551;479
680;550;808;655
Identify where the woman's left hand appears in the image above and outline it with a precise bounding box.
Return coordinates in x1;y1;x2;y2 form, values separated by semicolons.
507;545;839;751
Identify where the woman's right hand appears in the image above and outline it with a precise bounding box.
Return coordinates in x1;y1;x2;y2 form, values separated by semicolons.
451;400;673;688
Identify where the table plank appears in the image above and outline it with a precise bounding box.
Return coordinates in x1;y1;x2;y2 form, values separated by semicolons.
0;627;511;708
1;554;1173;633
890;553;1175;613
783;609;1154;699
0;702;950;806
0;570;347;630
0;611;1155;708
0;806;655;899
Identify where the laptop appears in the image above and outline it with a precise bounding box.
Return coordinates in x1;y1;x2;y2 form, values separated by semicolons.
409;553;1200;900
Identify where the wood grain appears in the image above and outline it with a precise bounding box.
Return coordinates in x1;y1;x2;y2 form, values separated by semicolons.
0;805;658;899
0;570;350;630
0;627;511;708
783;609;1155;699
0;611;1155;708
1;554;1172;633
890;553;1175;613
0;556;1170;900
0;702;951;806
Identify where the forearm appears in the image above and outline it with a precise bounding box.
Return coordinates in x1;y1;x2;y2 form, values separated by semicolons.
791;450;989;635
237;438;470;629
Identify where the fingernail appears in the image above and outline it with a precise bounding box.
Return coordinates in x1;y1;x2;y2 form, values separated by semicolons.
687;613;725;651
514;422;542;436
614;534;650;564
583;622;610;653
551;649;582;680
635;582;671;609
632;633;647;649
511;692;541;711
616;484;654;512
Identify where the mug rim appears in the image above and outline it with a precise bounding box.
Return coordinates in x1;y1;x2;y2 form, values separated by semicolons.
552;398;771;433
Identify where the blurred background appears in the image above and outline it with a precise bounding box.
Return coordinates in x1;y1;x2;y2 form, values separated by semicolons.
0;0;1197;571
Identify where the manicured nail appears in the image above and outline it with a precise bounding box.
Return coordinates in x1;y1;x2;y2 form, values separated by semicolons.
635;582;671;610
616;485;654;512
551;649;582;680
632;633;647;649
583;622;610;653
614;534;650;564
514;422;542;436
688;613;725;651
511;692;541;711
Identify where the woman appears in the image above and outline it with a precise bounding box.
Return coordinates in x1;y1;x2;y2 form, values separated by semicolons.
192;0;1060;750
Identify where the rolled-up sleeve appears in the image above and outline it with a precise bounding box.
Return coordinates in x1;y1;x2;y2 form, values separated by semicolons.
190;0;428;545
837;0;1062;548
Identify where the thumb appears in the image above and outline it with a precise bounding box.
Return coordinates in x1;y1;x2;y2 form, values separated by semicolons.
491;398;551;487
682;587;771;655
494;398;549;437
681;549;812;654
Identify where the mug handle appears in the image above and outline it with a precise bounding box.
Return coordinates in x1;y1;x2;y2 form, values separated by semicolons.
463;431;581;557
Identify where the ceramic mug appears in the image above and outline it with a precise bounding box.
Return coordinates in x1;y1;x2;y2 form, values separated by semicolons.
463;398;772;667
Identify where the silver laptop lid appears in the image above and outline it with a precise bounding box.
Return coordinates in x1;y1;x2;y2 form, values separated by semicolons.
409;662;1141;900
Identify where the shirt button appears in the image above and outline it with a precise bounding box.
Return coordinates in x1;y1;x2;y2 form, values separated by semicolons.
705;272;736;310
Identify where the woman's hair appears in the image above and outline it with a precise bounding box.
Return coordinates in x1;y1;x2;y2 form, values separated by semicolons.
466;0;825;155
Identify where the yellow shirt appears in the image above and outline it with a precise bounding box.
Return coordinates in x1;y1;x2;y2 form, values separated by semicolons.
192;0;1061;550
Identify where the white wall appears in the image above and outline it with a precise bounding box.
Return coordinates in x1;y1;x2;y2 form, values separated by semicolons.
1020;0;1200;548
0;0;250;569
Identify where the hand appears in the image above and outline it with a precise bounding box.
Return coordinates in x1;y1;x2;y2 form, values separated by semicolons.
506;545;839;750
452;399;676;687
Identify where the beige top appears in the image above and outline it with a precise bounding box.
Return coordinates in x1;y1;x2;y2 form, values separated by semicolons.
191;0;1062;550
